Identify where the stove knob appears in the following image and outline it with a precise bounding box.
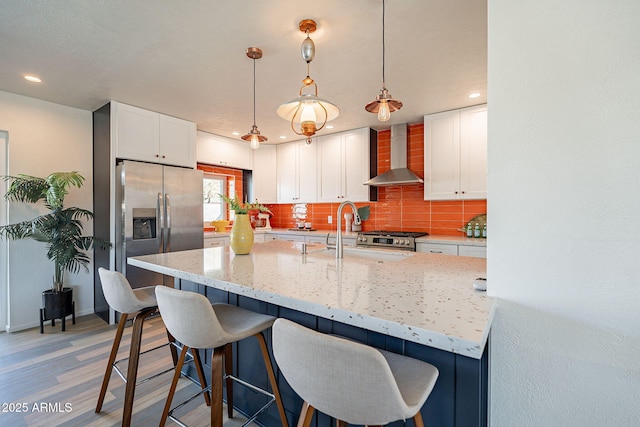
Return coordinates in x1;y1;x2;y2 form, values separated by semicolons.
400;239;407;245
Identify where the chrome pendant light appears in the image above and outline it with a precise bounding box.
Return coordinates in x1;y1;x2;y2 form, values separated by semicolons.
241;47;267;150
277;19;339;144
365;0;402;122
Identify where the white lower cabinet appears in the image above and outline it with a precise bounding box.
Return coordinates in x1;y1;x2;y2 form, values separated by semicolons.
204;236;230;248
416;242;486;258
271;234;306;242
458;245;487;258
416;243;459;256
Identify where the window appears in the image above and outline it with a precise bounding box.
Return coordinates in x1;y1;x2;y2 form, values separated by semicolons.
203;174;226;224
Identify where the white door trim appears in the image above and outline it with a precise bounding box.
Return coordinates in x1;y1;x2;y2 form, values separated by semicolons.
0;131;8;332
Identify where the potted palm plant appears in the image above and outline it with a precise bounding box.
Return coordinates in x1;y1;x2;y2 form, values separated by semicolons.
0;171;110;331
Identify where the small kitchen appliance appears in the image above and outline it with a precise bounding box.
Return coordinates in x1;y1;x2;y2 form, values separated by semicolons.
356;230;427;251
255;212;272;230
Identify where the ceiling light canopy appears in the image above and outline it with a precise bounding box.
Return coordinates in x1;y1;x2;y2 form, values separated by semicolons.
241;47;267;150
277;19;339;144
365;0;402;122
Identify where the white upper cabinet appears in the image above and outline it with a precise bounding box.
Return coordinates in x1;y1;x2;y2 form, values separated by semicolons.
424;104;487;200
317;127;371;203
276;140;317;203
112;101;195;168
252;144;277;204
196;131;252;170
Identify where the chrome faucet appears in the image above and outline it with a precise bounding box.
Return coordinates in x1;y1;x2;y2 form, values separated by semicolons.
336;200;361;259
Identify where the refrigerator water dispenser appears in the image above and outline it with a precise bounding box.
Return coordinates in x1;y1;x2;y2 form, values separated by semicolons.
132;208;157;240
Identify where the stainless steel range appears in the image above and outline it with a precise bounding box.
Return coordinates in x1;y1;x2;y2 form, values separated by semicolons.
356;230;428;251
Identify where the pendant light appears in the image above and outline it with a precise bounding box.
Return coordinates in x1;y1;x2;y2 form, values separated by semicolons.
365;0;402;122
241;47;267;150
277;19;339;144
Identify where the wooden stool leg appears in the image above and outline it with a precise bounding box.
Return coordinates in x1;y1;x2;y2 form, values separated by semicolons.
211;347;225;427
224;343;233;419
336;420;348;427
166;330;178;366
413;411;425;427
297;401;314;427
121;308;155;427
256;332;289;427
95;313;128;413
192;348;211;406
159;345;189;427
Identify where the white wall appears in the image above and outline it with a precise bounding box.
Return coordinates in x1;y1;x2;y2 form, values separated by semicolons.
0;91;93;332
488;0;640;425
0;131;7;331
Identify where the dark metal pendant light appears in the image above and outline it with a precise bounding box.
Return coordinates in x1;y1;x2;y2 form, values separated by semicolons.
365;0;403;121
241;47;267;149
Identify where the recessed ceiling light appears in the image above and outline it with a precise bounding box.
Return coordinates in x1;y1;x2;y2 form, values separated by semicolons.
279;136;286;139
468;93;480;99
231;131;240;136
24;75;42;83
326;125;334;129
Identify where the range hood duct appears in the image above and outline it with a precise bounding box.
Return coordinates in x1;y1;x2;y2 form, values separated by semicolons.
364;124;424;186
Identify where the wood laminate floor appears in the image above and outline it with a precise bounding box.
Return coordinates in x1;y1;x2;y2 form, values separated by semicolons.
0;314;248;427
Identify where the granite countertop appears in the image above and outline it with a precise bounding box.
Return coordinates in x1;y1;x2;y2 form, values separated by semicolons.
129;240;494;359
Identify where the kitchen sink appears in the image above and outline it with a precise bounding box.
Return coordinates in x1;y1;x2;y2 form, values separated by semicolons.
306;246;415;263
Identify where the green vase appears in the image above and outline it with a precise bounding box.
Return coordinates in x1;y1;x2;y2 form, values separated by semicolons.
230;214;254;255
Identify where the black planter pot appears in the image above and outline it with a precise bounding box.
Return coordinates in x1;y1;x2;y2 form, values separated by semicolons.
40;287;75;333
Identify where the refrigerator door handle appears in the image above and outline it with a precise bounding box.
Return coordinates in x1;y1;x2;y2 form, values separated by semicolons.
158;192;164;253
165;193;171;252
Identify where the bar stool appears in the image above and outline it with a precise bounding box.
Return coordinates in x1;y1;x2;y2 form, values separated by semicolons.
95;268;206;427
155;285;289;427
272;318;439;427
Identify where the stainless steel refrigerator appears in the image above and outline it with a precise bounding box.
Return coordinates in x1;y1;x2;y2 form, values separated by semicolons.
115;160;203;288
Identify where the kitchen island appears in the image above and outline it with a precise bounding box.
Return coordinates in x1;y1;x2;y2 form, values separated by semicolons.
129;241;494;427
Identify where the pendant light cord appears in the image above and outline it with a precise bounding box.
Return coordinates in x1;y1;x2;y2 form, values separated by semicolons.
252;57;256;127
382;0;386;87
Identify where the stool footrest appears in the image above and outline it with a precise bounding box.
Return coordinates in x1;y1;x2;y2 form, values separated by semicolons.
113;341;195;386
168;374;276;427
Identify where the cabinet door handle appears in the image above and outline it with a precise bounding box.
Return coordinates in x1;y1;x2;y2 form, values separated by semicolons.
430;250;443;254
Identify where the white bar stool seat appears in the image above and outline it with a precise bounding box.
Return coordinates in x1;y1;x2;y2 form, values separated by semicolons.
272;318;439;427
155;285;289;427
95;268;205;427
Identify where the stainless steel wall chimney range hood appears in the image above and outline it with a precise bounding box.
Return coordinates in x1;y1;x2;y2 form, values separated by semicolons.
364;124;424;186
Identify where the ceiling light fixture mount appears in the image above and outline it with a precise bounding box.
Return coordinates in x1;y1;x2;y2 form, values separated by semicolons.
277;19;339;144
365;0;403;122
241;47;267;150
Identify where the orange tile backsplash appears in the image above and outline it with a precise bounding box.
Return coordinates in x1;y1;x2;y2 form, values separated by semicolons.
203;123;486;236
267;123;486;236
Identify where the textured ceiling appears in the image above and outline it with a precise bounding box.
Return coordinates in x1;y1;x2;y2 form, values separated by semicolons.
0;0;487;143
